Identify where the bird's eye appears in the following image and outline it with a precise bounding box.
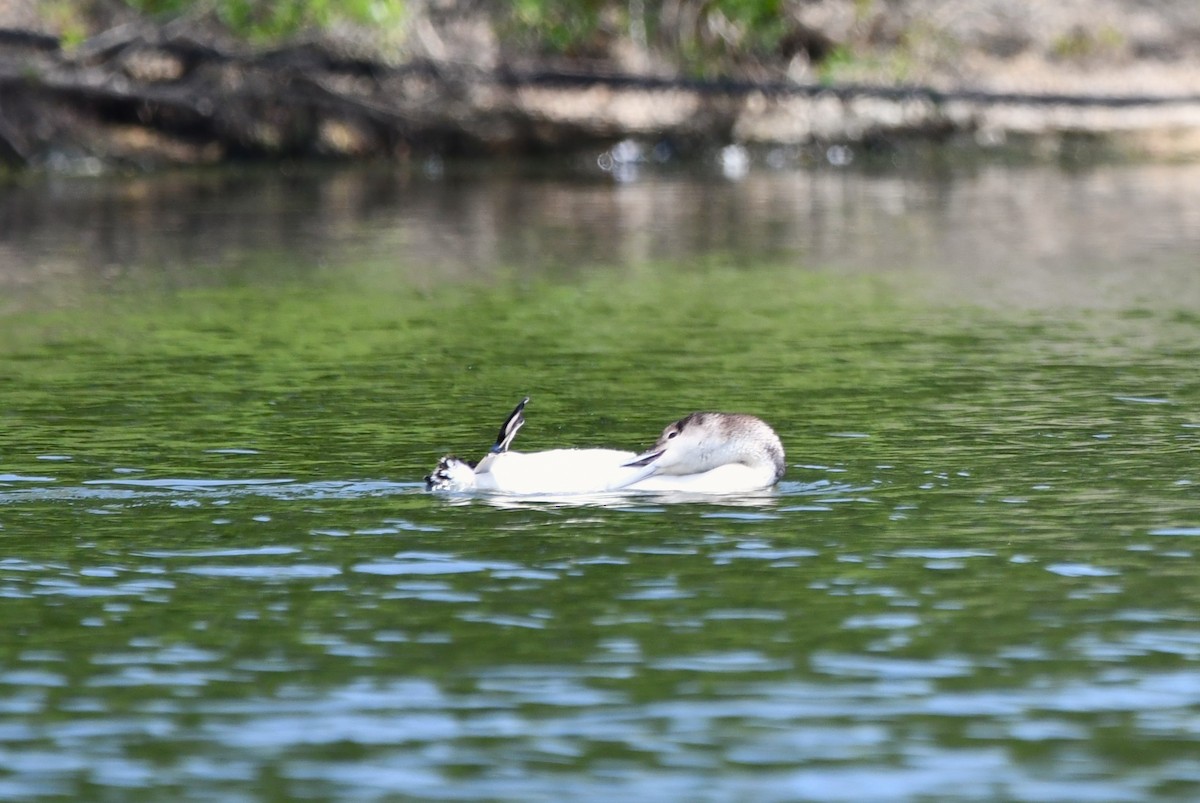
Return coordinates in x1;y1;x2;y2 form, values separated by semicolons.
667;429;679;439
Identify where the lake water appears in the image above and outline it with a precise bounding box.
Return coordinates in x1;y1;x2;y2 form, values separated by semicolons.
1;157;1199;801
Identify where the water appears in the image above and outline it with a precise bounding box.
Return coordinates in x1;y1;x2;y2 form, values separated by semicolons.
1;159;1199;801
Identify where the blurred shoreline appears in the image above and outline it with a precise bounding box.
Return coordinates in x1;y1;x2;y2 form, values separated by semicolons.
1;1;1199;170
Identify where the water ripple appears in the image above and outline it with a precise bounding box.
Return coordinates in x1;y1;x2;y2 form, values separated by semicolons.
177;565;342;579
353;553;520;576
1150;526;1200;536
811;653;975;680
650;652;793;673
1046;563;1120;578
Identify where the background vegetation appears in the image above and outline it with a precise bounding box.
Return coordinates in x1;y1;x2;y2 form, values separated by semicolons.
123;0;408;42
117;0;800;72
46;0;1192;89
505;0;790;61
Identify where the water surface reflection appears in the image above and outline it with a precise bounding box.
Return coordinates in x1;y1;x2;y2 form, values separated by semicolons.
2;161;1198;309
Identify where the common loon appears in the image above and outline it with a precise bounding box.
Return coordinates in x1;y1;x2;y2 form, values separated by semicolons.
426;398;785;495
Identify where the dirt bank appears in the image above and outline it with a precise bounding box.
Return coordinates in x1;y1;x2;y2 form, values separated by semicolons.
1;0;1199;169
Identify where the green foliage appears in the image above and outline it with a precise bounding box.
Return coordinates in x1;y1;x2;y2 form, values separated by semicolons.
703;0;789;62
1051;25;1126;63
42;0;90;48
509;0;606;54
815;43;917;85
503;0;788;66
710;0;783;38
815;44;858;85
123;0;406;42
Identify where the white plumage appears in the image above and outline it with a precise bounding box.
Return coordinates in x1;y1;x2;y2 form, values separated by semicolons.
427;398;785;496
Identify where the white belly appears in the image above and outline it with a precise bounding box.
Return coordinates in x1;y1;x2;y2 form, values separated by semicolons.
626;462;778;493
475;449;647;494
474;449;776;495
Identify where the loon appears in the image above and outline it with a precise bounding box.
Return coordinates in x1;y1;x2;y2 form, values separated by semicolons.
426;398;785;495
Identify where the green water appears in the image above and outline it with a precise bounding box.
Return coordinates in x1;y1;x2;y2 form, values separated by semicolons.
1;163;1199;801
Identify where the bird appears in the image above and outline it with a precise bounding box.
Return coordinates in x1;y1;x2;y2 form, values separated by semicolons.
426;397;785;495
